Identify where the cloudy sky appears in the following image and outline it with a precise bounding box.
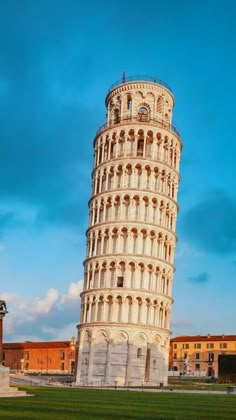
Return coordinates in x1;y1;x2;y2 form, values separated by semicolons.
1;0;236;342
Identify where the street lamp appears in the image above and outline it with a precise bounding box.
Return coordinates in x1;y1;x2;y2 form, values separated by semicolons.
0;300;8;366
39;359;44;375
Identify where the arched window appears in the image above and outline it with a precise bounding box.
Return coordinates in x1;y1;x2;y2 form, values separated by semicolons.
138;106;149;122
114;108;120;124
137;139;144;156
139;106;148;114
156;96;164;115
127;94;132;110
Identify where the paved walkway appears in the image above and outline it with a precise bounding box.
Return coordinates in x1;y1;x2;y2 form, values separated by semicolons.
10;376;236;395
10;374;48;386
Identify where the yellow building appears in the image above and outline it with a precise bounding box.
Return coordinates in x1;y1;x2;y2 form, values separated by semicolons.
170;335;236;377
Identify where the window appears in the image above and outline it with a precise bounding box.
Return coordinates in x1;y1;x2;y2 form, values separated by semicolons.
60;351;65;360
173;343;177;349
138;107;149;121
220;343;227;349
184;353;188;359
137;139;144;156
137;348;142;358
110;143;114;158
173;353;177;359
208;353;214;362
2;351;5;361
127;97;132;110
114;108;120;124
194;343;201;349
139;106;148;113
25;363;29;370
183;344;189;349
195;363;200;371
25;352;29;360
196;353;200;360
117;277;124;287
60;363;65;371
207;343;214;349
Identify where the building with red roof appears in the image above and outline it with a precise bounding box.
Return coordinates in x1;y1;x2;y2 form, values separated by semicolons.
2;337;76;374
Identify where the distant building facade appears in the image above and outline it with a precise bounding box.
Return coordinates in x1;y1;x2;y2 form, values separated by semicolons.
2;337;76;374
75;75;182;386
169;335;236;377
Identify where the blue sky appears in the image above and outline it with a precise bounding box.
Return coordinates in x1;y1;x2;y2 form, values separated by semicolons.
1;0;236;342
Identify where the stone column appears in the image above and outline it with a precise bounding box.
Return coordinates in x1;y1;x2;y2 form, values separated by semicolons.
97;143;101;165
87;301;92;323
108;139;112;160
94;300;99;322
105;339;113;384
130;299;138;324
101;233;105;254
125;341;133;386
103;299;108;321
87;338;95;384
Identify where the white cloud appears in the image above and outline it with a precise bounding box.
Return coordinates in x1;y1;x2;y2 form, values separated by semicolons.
2;280;82;342
175;241;204;259
1;292;18;304
50;322;77;341
60;279;83;304
29;288;59;316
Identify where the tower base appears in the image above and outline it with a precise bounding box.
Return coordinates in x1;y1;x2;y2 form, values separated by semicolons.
75;324;169;387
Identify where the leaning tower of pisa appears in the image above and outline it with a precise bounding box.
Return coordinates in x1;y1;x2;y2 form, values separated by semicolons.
75;75;182;386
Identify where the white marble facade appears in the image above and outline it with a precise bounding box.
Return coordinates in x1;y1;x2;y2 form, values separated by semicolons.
75;76;182;386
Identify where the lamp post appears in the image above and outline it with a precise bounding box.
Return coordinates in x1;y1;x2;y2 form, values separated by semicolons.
39;359;44;375
0;300;8;366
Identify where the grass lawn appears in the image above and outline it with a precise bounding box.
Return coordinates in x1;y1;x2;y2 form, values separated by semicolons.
0;386;236;419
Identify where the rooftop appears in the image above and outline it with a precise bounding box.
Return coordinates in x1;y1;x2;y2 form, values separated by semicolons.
107;74;172;94
171;335;236;342
3;341;71;349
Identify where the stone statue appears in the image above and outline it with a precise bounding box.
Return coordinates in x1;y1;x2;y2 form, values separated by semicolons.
184;356;191;375
0;300;7;313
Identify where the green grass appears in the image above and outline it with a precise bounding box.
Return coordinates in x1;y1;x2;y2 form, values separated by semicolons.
0;386;236;419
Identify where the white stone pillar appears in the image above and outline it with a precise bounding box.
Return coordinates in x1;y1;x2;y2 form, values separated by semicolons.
103;299;108;321
75;337;83;384
94;300;98;322
131;300;138;324
105;339;113;384
125;341;133;386
87;301;92;322
87;338;95;384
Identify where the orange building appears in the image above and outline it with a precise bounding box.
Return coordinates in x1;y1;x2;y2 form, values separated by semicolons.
2;337;76;374
169;335;236;377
